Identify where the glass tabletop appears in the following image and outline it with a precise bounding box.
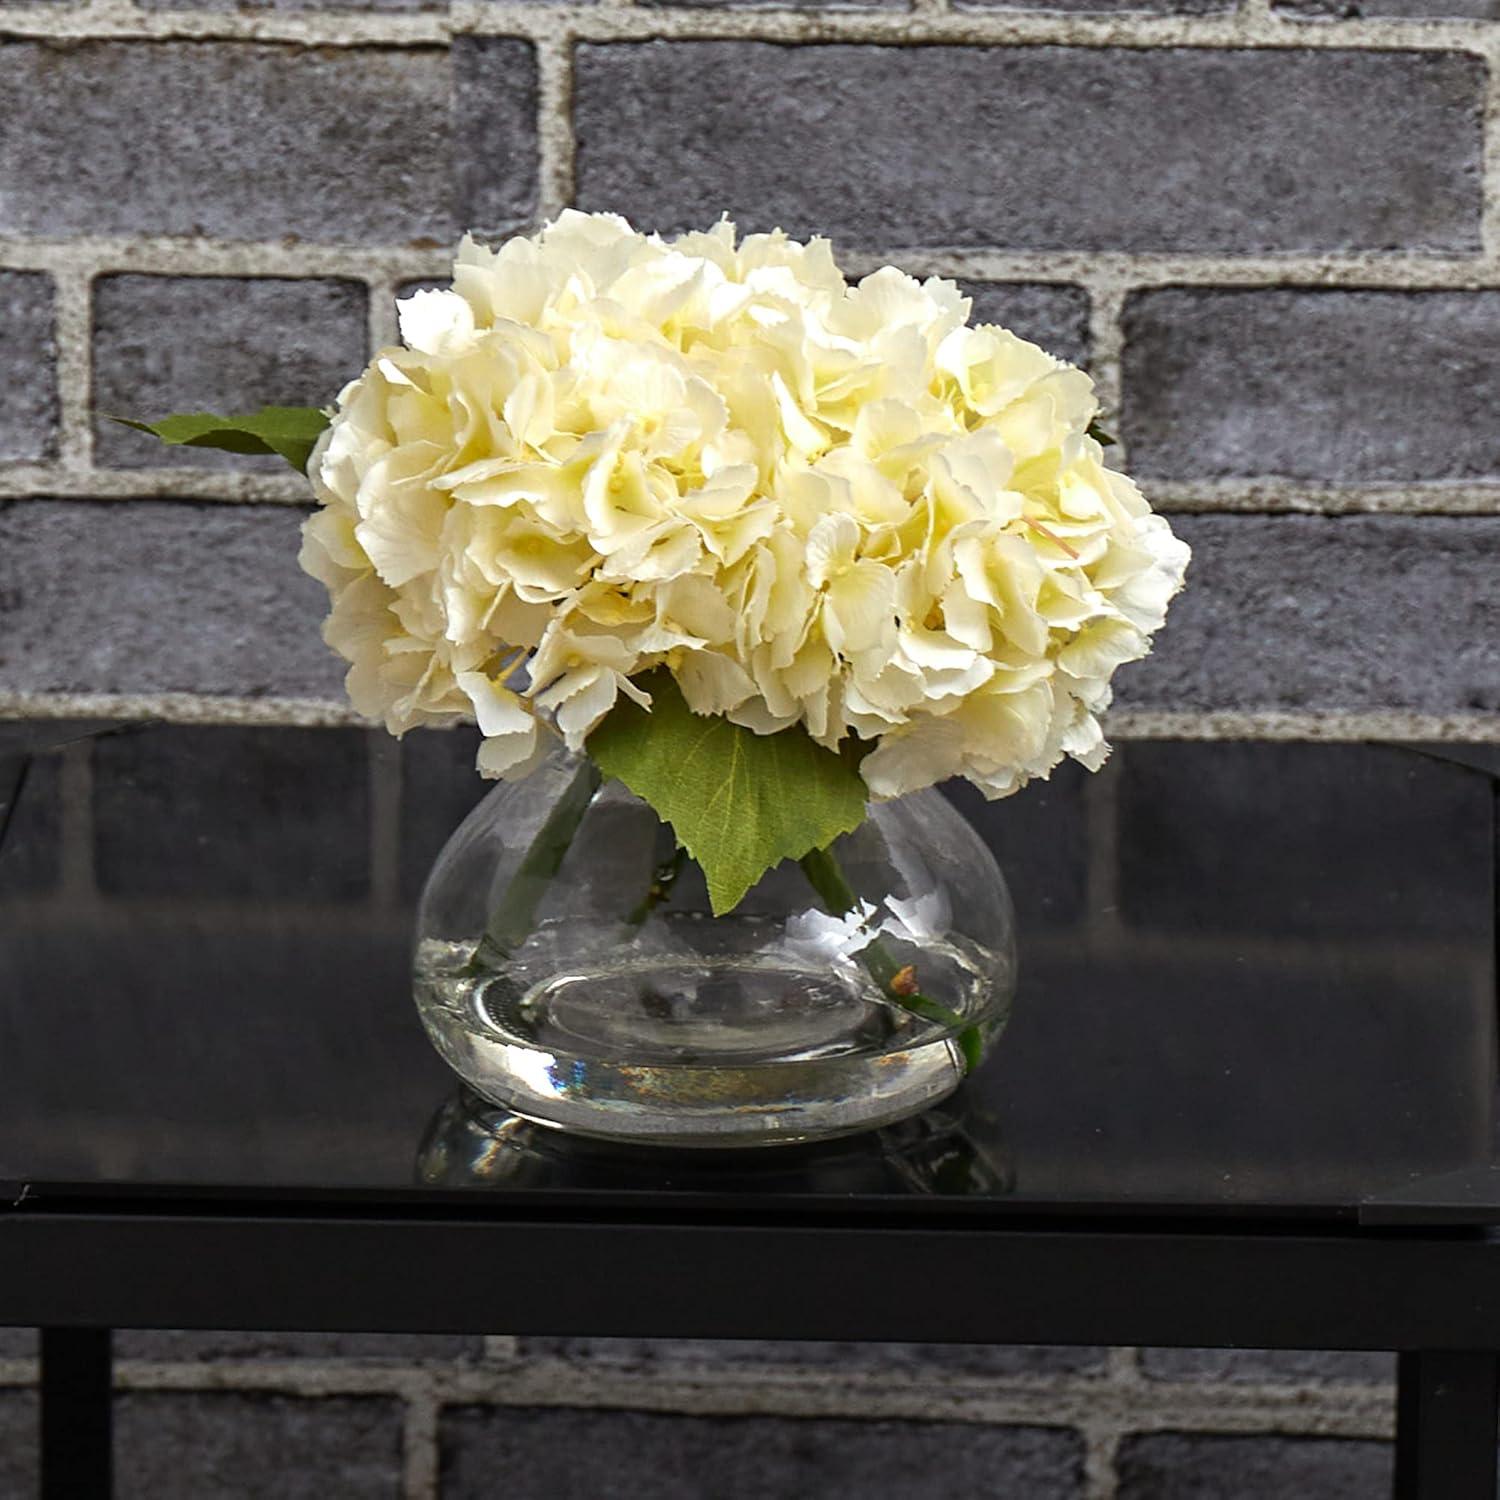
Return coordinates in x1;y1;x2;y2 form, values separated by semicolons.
1;719;1495;1224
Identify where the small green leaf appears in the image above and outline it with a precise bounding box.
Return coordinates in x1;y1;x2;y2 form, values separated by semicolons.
1086;419;1117;448
588;671;869;916
111;405;331;472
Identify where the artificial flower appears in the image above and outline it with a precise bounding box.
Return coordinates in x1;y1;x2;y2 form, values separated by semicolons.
300;212;1189;801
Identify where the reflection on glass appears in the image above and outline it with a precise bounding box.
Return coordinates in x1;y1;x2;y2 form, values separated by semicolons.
416;1088;1014;1199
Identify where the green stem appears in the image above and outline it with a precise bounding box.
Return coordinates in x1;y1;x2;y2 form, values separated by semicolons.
466;758;603;973
626;844;688;926
798;846;984;1074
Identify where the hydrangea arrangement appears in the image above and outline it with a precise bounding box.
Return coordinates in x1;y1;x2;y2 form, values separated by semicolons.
128;211;1188;913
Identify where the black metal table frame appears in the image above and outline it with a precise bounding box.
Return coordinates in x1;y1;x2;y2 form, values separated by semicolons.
6;1205;1500;1500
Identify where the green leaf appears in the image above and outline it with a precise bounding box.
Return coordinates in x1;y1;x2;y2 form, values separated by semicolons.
588;671;869;916
1086;418;1117;448
111;405;331;472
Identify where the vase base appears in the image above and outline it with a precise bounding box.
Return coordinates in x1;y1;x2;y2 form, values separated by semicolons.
414;938;991;1148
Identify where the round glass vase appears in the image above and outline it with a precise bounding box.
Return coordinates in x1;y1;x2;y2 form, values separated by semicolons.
413;745;1016;1148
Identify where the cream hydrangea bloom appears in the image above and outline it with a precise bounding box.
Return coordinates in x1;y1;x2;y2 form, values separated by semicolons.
300;212;1189;800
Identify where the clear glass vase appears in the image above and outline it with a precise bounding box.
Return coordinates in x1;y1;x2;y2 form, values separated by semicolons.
413;745;1016;1147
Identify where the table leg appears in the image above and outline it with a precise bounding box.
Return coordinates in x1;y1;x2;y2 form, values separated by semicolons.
1395;1351;1499;1500
40;1328;112;1500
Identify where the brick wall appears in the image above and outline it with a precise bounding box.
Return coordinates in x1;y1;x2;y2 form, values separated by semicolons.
3;0;1500;1492
0;1330;1402;1499
4;0;1500;735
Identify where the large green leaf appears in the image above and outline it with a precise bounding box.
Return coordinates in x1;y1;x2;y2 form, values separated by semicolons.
588;671;869;916
111;405;331;472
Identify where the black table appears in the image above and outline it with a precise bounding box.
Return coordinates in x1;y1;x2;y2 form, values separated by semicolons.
3;721;1499;1498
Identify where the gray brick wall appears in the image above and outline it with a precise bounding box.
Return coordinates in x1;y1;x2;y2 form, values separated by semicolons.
1140;1349;1396;1383
440;1407;1087;1498
519;1335;1108;1377
1;9;1497;737
1115;1432;1394;1498
1;16;1495;733
0;500;337;697
1123;289;1500;482
93;276;369;470
960;282;1093;367
0;43;456;243
116;1392;406;1498
572;44;1483;252
1117;515;1500;713
0;273;57;463
0;1392;38;1498
4;0;1499;1495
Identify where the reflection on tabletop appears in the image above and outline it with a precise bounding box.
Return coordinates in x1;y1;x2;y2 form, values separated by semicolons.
416;1089;1015;1198
1;725;1495;1217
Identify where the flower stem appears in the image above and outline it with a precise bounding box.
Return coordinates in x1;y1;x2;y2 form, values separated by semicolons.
467;758;602;973
626;844;688;926
798;846;984;1074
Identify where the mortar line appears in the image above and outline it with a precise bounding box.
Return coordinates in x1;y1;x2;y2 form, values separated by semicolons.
56;739;97;901
108;1355;1399;1438
0;691;366;728
0;470;308;503
535;34;579;218
1480;37;1500;260
0;240;455;283
1084;732;1125;945
10;237;1500;291
401;1390;441;1500
51;265;95;475
367;272;402;354
5;2;1498;50
1104;707;1500;742
9;461;1500;514
1077;1348;1142;1500
368;730;404;914
460;1365;1397;1441
466;7;1493;55
840;249;1500;286
1082;1422;1123;1500
1143;482;1500;515
460;3;1496;56
1084;281;1128;450
0;7;449;42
